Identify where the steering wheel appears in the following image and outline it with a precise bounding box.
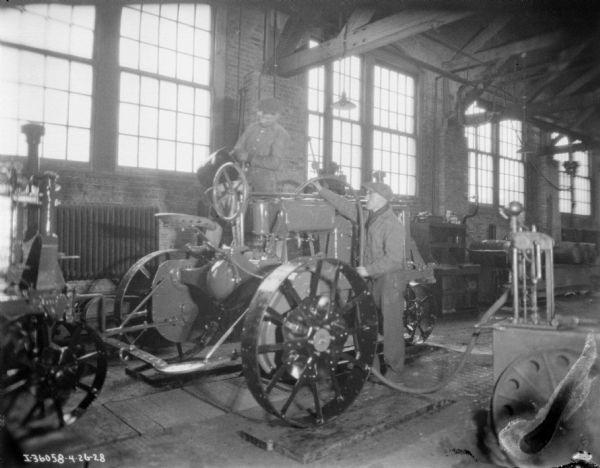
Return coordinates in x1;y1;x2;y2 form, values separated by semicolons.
294;176;365;266
212;162;250;222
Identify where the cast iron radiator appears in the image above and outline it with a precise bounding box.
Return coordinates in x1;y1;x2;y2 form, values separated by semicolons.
56;204;158;281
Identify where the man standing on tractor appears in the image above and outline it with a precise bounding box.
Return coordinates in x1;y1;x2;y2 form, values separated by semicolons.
231;97;290;193
311;180;407;380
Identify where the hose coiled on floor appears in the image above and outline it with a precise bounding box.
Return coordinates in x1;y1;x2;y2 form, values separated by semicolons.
371;289;509;394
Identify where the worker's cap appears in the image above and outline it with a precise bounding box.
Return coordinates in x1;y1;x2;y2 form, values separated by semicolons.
258;97;284;114
363;182;394;201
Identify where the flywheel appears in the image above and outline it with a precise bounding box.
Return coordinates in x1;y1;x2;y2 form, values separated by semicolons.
241;257;378;427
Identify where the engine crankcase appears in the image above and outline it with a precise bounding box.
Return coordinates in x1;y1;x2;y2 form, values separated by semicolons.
152;258;199;343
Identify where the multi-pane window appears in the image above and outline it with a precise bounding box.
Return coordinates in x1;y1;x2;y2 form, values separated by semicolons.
498;120;524;206
372;65;416;196
118;3;212;172
465;103;524;206
465;116;493;204
331;56;362;188
0;5;95;161
553;135;592;215
306;57;417;195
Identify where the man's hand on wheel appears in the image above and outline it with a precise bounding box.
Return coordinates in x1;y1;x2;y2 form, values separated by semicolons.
234;150;249;163
356;266;369;278
311;180;323;191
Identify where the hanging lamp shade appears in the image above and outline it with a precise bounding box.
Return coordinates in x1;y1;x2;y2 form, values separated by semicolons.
332;91;356;111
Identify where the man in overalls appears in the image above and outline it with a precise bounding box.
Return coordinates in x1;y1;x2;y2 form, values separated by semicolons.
312;180;407;379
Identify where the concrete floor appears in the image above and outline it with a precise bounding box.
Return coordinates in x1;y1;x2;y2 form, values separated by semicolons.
2;292;599;468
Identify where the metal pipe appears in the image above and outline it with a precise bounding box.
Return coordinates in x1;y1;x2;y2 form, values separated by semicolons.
521;252;528;322
512;247;519;323
530;242;541;324
545;250;555;323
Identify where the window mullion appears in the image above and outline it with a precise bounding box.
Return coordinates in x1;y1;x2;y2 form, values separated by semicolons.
91;2;121;172
323;62;333;168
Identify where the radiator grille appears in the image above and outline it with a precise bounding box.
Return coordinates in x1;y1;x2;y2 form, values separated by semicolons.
56;205;158;281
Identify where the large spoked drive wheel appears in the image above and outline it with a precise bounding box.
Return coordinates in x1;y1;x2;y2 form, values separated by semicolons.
0;315;107;439
241;257;378;427
212;162;249;222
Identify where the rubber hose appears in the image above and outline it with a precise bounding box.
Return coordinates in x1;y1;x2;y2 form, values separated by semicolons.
371;289;509;394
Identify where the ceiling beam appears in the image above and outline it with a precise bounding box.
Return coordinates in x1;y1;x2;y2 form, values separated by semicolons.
449;14;512;61
557;64;600;97
275;9;470;77
524;41;590;102
344;7;377;32
526;89;600;116
446;32;562;72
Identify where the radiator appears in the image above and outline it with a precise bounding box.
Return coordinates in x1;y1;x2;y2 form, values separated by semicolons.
56;205;158;281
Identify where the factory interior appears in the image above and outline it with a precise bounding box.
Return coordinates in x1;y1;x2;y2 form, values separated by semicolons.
1;0;600;467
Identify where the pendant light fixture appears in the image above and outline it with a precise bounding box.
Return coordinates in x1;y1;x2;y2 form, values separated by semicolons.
332;21;356;112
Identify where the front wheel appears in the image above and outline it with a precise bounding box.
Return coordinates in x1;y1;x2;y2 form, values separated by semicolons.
241;257;378;427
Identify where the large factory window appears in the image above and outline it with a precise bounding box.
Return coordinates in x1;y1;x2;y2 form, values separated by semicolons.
0;5;95;161
553;135;592;216
331;56;362;189
118;3;212;172
498;120;524;206
306;54;416;194
465;103;493;204
465;103;524;207
372;65;416;196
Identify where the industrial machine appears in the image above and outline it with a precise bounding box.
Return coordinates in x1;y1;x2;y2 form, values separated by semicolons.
92;160;436;428
486;202;600;466
0;124;107;440
1;147;437;435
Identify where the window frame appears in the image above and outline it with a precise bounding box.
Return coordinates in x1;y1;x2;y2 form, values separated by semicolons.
553;135;592;217
306;53;419;196
0;4;96;164
464;104;525;208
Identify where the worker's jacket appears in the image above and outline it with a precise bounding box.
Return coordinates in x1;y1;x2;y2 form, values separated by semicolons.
318;188;406;278
233;121;289;192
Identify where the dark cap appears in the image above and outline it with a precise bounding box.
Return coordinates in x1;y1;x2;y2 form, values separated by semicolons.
258;97;284;114
363;182;394;201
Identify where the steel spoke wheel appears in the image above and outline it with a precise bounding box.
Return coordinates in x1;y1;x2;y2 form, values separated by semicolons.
241;257;378;427
403;284;438;345
114;249;189;344
212;162;249;222
0;316;107;439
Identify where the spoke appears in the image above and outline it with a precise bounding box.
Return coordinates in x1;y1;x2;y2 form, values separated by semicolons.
340;292;366;316
330;372;343;401
23;400;44;425
329;264;340;303
340;352;365;370
76;351;99;362
257;343;284;354
265;364;288;394
280;374;306;416
265;307;284;325
309;260;323;296
75;381;94;394
223;170;232;186
280;279;302;309
53;398;65;427
310;382;324;423
138;265;151;279
3;367;29;388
